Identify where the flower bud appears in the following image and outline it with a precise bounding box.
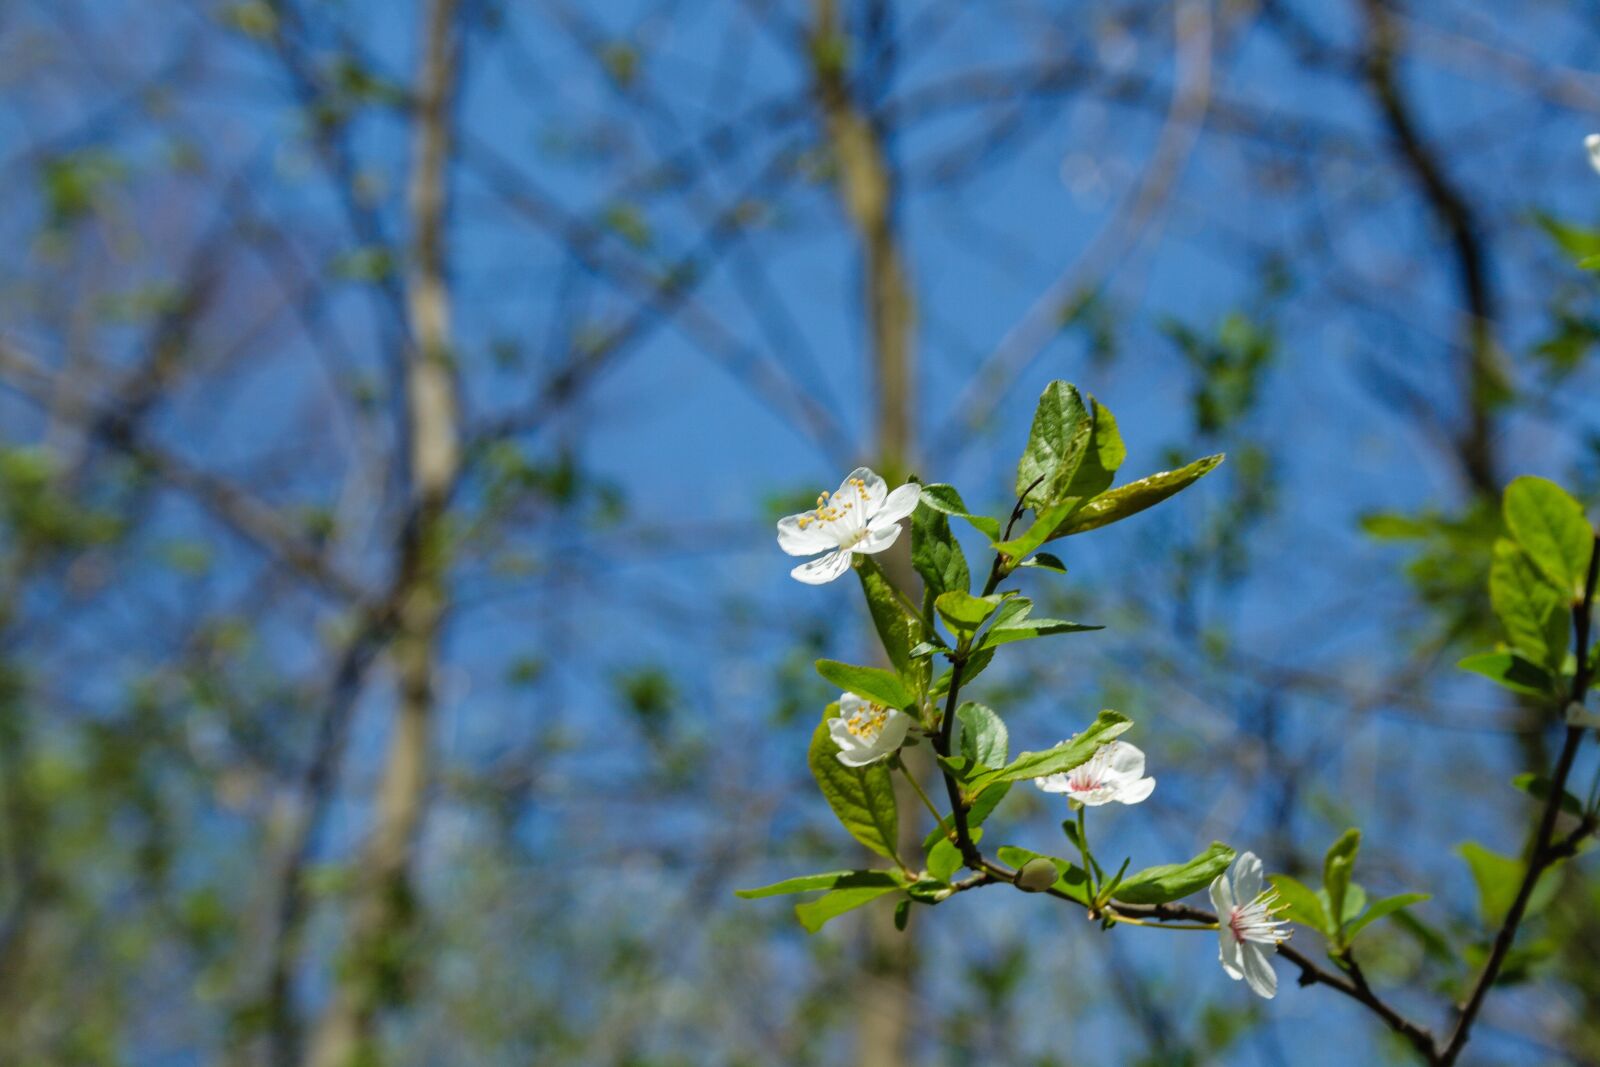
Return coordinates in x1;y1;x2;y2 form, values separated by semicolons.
1015;857;1057;893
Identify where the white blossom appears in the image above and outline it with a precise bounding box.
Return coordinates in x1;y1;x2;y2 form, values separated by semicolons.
1209;851;1290;999
1587;133;1600;176
829;692;911;767
1033;740;1155;806
777;467;921;585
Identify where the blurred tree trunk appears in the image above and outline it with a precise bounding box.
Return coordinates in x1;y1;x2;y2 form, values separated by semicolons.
811;3;921;1065
303;1;462;1064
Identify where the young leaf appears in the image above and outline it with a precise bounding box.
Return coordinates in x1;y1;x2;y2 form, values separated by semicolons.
965;711;1131;796
1111;842;1236;905
856;557;918;676
1322;828;1361;931
935;590;1003;635
919;484;1001;541
1016;381;1095;508
1457;842;1523;925
955;702;1009;767
991;499;1077;561
1344;893;1430;941
1503;475;1592;599
995;845;1091;904
814;659;913;709
795;883;902;933
736;870;903;899
1488;538;1567;670
1049;453;1225;538
911;504;969;600
1511;772;1584;815
956;702;1010;827
1458;651;1555;698
979;617;1102;650
808;711;900;861
1267;873;1331;935
1019;551;1068;573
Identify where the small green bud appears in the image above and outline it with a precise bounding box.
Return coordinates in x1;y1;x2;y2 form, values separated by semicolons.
1016;858;1057;893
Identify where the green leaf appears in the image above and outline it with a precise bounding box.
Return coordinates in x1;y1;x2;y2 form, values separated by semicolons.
1458;651;1555;698
955;702;1010;827
919;484;1001;541
808;709;900;860
965;711;1132;797
911;504;969;600
1268;873;1331;935
1112;842;1236;905
995;846;1091;904
736;870;903;899
991;499;1077;561
814;659;912;709
935;591;1004;636
795;884;902;932
1016;381;1095;508
856;557;918;676
1511;773;1584;816
927;836;963;882
979;616;1102;650
1536;212;1600;260
1049;454;1225;538
1489;538;1568;670
1322;829;1361;932
1457;842;1523;925
893;899;911;931
955;702;1009;767
1503;475;1592;599
1345;893;1430;941
1020;551;1068;573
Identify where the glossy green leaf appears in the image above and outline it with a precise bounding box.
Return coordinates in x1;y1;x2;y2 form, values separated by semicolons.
919;484;1001;541
965;711;1131;797
1016;381;1095;507
991;499;1076;561
955;702;1010;827
1345;893;1430;941
955;702;1008;767
979;616;1102;650
1049;453;1225;538
795;884;902;933
1020;551;1068;573
1267;873;1330;935
911;503;969;600
1503;475;1592;598
855;558;918;676
1458;651;1555;698
736;869;903;899
1322;828;1360;931
935;590;1004;635
1112;842;1235;905
814;659;912;709
1488;538;1568;670
808;710;900;861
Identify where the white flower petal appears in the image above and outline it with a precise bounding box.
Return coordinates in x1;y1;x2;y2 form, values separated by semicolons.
1588;133;1600;176
1100;741;1145;779
1209;872;1234;916
828;715;860;754
1218;925;1245;980
1240;942;1278;999
1234;851;1264;904
1117;776;1155;804
777;513;837;556
790;549;853;585
1033;773;1071;794
873;482;922;527
854;523;902;555
838;467;888;512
